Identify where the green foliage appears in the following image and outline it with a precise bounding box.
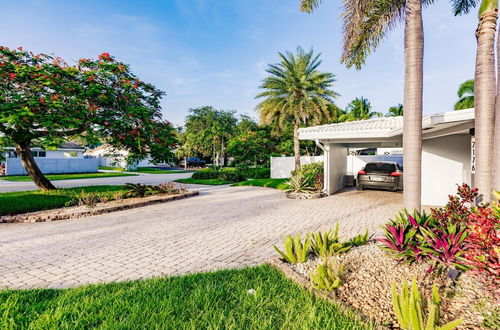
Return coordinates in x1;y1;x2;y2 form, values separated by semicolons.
292;162;324;190
123;183;158;198
310;258;345;291
454;79;474;110
231;178;288;190
346;230;372;247
175;178;232;185
227;130;274;167
237;167;270;179
340;97;382;122
274;234;311;264
391;279;462;330
285;173;315;193
191;169;244;182
386;104;404;117
311;224;351;259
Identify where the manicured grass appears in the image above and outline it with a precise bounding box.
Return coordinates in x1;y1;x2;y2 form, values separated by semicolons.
0;265;370;329
175;178;232;185
0;185;127;215
232;178;289;190
0;172;137;182
98;166;125;171
129;167;194;174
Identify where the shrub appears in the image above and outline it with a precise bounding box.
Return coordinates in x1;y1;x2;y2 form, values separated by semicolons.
123;183;158;198
292;162;324;190
285;173;315;193
237;167;270;179
191;169;244;182
391;279;462;330
310;258;344;291
311;224;350;259
274;234;311;264
431;183;478;226
346;230;372;247
70;192;101;208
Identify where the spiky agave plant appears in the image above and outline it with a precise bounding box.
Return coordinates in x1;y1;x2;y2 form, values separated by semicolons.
311;223;350;258
392;279;462;330
285;173;315;193
346;230;372;247
274;234;311;264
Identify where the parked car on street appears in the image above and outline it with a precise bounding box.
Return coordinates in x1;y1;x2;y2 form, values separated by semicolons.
179;157;206;168
356;161;403;191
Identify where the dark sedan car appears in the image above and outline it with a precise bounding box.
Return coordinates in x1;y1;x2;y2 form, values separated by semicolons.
356;161;403;191
179;157;206;168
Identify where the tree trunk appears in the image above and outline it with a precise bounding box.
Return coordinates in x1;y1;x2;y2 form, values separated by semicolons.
403;0;424;211
475;10;497;202
184;156;187;170
493;16;500;195
15;142;56;190
293;119;301;171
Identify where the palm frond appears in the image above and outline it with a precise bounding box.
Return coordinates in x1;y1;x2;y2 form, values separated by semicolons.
450;0;479;15
300;0;325;13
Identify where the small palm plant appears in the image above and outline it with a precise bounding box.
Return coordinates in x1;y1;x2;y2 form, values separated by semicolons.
392;279;462;330
274;234;311;264
310;257;344;291
285;173;314;194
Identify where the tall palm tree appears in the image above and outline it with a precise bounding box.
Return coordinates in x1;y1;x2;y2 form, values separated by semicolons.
301;0;427;211
454;79;475;110
340;97;382;121
256;47;338;170
386;104;404;117
454;0;497;202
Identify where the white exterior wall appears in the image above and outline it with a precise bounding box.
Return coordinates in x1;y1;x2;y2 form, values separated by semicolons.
326;144;347;194
45;150;84;158
421;134;472;206
270;156;324;178
5;158;98;176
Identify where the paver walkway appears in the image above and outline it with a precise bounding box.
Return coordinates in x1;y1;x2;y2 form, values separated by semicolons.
0;185;403;289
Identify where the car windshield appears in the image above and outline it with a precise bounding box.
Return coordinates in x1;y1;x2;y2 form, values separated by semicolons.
364;163;396;174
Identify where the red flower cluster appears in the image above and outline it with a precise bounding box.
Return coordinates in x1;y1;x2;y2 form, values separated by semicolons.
98;52;112;61
8;73;16;80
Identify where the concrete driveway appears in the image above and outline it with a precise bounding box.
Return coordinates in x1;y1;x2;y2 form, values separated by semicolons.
0;185;403;289
0;172;193;192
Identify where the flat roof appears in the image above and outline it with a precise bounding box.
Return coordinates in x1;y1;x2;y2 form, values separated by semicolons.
299;108;474;141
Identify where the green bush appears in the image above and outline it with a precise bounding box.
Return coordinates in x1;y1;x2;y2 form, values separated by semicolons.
292;162;324;190
191;169;244;182
237;167;270;179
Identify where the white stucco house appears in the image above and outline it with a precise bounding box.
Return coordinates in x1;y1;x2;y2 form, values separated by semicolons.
298;108;476;206
84;144;169;169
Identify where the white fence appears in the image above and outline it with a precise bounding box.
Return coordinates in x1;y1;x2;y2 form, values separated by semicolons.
270;154;404;179
5;158;99;176
270;156;324;178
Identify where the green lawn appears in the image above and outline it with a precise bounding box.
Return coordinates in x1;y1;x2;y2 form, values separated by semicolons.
0;172;137;182
232;178;289;190
129;167;194;174
0;185;127;215
175;178;232;185
0;265;370;329
98;166;125;171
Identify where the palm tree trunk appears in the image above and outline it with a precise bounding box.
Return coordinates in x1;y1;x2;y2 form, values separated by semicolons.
15;142;56;191
493;20;500;194
475;9;497;202
184;156;187;170
403;0;424;211
293;119;301;171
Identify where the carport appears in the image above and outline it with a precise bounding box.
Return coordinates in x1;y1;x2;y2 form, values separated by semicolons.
298;109;475;206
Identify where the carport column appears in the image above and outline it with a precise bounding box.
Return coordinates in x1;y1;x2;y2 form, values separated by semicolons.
324;143;347;195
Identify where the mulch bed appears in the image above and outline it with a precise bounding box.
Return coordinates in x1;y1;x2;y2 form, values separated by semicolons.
268;243;499;329
0;190;199;223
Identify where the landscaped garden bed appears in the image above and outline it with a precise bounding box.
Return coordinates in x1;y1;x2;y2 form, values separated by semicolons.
269;185;499;329
0;182;198;223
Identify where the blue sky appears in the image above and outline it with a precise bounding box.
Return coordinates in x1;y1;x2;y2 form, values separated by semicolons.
0;0;477;126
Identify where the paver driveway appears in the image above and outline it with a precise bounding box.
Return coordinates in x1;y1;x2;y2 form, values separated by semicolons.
0;185;403;289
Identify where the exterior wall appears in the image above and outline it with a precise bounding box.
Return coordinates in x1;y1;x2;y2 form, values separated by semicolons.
270;156;324;178
6;158;98;176
326;144;347;194
422;134;472;206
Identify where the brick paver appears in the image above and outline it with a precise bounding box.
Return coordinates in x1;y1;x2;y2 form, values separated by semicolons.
0;186;403;289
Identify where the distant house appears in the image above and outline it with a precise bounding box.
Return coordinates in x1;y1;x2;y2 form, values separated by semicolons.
84;144;170;169
1;142;98;176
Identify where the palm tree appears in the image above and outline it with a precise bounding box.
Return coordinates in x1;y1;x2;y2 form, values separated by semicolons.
300;0;426;211
454;79;475;110
386;104;404;117
340;97;382;121
454;0;497;201
256;47;338;170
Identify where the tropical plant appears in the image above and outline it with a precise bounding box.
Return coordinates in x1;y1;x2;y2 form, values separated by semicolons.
226;129;274;167
386;104;404;117
300;0;445;210
454;79;474;110
256;47;338;171
310;258;344;291
285;173;315;193
392;279;462;330
123;183;157;198
274;234;311;264
454;0;497;202
69;192;101;208
291;162;324;190
346;230;372;247
310;224;351;259
340;97;382;121
431;184;478;226
0;47;176;190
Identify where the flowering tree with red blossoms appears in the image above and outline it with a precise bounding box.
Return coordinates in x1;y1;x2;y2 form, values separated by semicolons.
0;47;176;190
